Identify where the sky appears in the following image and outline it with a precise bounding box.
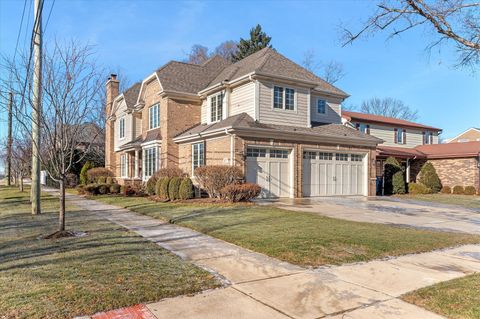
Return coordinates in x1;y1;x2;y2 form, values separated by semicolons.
0;0;479;159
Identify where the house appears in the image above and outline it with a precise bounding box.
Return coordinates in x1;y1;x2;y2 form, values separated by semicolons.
106;48;381;197
446;127;480;143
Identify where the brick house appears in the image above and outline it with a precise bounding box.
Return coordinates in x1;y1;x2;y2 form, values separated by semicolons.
446;127;480;143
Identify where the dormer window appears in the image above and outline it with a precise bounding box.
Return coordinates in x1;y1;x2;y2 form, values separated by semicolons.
317;99;326;114
119;117;125;139
210;93;223;123
273;86;295;110
148;104;160;129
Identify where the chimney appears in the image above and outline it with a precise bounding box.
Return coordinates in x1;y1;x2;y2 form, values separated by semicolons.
105;74;119;171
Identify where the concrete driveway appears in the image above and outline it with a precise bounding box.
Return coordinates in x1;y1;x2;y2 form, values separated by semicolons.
272;196;480;234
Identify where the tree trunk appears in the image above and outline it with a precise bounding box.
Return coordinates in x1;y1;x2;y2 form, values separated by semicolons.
20;177;24;192
59;178;66;232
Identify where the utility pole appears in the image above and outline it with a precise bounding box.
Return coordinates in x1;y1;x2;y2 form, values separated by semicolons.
31;0;43;215
7;92;13;186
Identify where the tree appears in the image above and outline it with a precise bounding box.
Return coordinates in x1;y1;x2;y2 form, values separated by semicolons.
341;0;480;68
233;24;272;61
0;135;32;192
2;40;104;235
419;162;442;193
214;40;238;62
301;49;346;84
359;97;419;121
186;44;210;64
384;156;402;195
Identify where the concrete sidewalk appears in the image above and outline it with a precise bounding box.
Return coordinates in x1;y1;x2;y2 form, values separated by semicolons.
52;190;480;319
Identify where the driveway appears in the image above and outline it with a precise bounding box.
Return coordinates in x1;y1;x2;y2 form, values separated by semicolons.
272;196;480;235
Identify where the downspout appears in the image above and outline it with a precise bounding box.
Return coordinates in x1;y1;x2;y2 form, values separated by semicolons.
225;128;235;166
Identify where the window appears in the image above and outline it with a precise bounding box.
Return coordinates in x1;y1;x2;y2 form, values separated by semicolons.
119;117;125;139
273;86;295;110
351;154;362;162
148;104;160;129
356;123;369;134
319;152;333;160
336;153;348;161
317;99;326;114
192;142;205;170
144;147;157;178
120;154;128;177
303;151;317;159
270;149;289;158
246;147;266;158
210;93;223;122
424;131;433;144
395;128;405;144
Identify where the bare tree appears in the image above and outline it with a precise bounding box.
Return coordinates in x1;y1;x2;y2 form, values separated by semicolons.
1;40;104;235
301;49;346;84
185;44;210;64
214;40;238;62
359;97;419;121
10;136;32;192
341;0;480;68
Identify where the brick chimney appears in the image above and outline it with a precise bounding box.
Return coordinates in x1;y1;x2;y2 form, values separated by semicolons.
105;74;119;171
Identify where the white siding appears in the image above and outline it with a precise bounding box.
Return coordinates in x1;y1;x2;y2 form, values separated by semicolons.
258;80;309;127
229;81;255;118
114;99;133;151
200;99;207;124
310;94;342;124
368;123;440;148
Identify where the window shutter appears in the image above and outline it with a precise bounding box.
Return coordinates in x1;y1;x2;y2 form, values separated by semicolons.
394;128;398;144
367;125;370;135
403;129;407;144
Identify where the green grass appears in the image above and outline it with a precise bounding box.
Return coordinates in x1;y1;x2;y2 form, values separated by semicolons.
0;187;219;319
403;273;480;319
92;195;480;267
398;194;480;210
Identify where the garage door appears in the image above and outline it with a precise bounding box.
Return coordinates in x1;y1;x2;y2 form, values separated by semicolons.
303;151;365;196
246;147;291;198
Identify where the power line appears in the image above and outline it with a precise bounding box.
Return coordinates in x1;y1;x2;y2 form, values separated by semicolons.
44;0;55;33
13;0;28;62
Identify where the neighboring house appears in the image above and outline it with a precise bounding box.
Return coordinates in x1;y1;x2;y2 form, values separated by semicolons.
445;127;480;143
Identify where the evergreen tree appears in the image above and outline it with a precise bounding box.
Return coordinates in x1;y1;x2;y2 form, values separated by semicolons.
233;24;272;61
419;162;442;193
383;157;402;195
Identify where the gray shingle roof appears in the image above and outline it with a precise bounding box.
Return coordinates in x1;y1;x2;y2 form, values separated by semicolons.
207;48;348;96
123;82;141;109
175;113;380;145
155;55;231;94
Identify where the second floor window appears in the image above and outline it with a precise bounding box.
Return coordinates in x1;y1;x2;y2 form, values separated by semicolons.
192;142;205;171
317;99;326;114
355;123;370;134
273;86;295;110
149;104;159;129
424;131;433;144
210;94;223;122
119;117;125;139
395;128;406;144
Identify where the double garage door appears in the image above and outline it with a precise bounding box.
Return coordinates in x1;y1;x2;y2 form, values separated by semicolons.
246;147;366;198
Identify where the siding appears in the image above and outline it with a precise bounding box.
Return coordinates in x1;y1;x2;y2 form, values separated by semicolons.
310;94;342;124
113;99;132;151
229;81;255;118
258;80;309;127
368;123;439;148
201;99;207;124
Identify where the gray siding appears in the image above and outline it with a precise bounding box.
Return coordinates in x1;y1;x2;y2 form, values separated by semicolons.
310;94;342;124
229;81;255;118
368;123;439;148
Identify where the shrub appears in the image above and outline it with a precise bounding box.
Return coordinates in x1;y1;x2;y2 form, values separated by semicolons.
97;183;109;195
383;157;402;195
76;184;85;195
392;171;406;194
408;182;431;195
441;186;451;194
122;185;136;196
97;176;106;184
179;177;194;200
87;167;113;184
194;165;243;198
168;177;182;200
109;183;121;194
146;176;158;196
464;186;476;195
158;178;170;199
66;173;79;188
220;183;261;202
418;162;442;193
106;176;114;184
154;167;186;179
452;185;465;194
80;161;94;185
84;183;99;195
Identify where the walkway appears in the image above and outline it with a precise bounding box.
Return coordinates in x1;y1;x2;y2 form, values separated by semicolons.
50;190;480;319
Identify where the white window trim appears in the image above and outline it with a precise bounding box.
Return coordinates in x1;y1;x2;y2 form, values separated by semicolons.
142;144;161;180
120;154;129;178
148;104;160;130
396;128;405;144
316;98;328;116
271;85;297;112
208;92;224;124
191;142;205;176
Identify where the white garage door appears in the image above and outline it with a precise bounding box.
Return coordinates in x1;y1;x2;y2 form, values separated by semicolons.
303;151;365;196
246;147;291;198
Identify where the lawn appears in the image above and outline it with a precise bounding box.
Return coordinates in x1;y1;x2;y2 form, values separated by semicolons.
0;186;219;319
398;194;480;210
92;195;480;267
403;273;480;319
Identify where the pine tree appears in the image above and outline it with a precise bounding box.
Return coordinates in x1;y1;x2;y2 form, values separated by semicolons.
233;24;272;61
419;162;442;193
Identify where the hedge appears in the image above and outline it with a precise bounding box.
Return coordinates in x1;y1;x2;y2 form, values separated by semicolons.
408;182;431;194
168;177;182;200
179;177;194;200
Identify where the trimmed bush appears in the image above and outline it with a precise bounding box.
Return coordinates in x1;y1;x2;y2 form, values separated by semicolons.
109;183;121;194
146;176;158;196
87;167;113;184
97;183;109;195
452;185;465;194
80;161;94;185
194;165;243;198
154;168;186;179
168;177;182;200
392;171;406;194
76;184;85;195
179;177;194;200
383;157;402;195
464;186;476;195
98;176;106;184
418;162;442;193
159;178;170;199
408;182;431;195
220;183;262;202
440;186;452;194
84;183;99;195
106;177;114;184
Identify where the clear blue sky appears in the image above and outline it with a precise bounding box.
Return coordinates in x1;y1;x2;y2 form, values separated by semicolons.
1;0;479;145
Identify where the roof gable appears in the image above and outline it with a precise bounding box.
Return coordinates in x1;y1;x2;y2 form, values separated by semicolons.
342;111;442;131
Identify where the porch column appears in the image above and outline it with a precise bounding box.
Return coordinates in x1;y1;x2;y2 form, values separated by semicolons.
134;149;139;178
406;159;411;183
